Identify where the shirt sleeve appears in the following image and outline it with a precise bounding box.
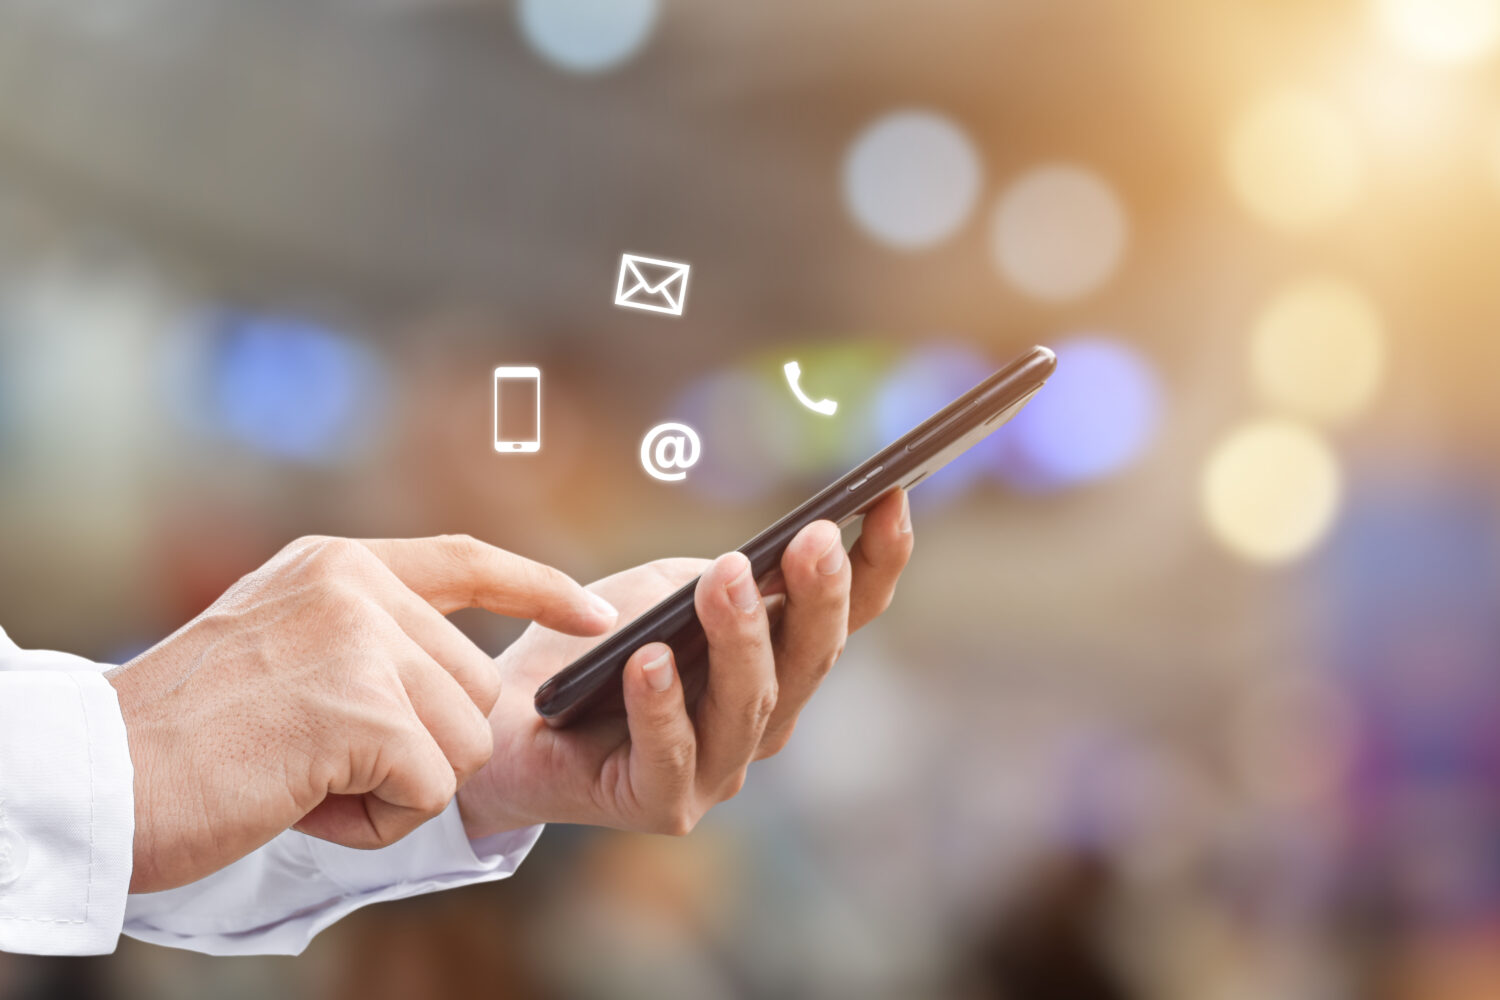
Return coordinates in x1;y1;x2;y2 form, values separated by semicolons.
123;805;544;956
0;625;545;957
0;629;135;956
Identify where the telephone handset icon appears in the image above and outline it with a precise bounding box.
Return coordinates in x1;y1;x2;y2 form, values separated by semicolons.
783;361;839;417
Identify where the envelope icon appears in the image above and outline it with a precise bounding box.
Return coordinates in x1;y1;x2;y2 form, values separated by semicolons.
614;253;691;317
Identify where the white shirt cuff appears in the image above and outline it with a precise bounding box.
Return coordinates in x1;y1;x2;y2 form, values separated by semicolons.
0;672;134;956
123;802;543;956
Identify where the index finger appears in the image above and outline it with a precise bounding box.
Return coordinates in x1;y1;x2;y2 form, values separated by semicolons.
358;535;619;636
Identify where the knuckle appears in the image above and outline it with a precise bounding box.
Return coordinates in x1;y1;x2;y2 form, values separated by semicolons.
474;669;504;712
308;536;371;576
540;564;576;597
657;735;696;776
741;684;778;732
413;771;458;819
657;806;699;837
520;559;571;601
437;533;482;560
756;726;795;761
281;534;331;558
718;770;748;802
454;713;495;780
817;639;848;678
435;534;485;606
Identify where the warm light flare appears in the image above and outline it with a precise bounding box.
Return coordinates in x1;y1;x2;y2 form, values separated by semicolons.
1250;278;1387;425
1201;420;1343;564
1377;0;1500;65
1227;92;1365;233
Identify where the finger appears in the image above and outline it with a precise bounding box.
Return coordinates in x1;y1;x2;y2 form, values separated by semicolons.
361;720;460;847
692;551;777;798
847;489;914;632
580;557;709;626
395;647;496;787
758;520;851;758
621;643;699;834
374;580;505;715
295;712;457;849
359;535;618;636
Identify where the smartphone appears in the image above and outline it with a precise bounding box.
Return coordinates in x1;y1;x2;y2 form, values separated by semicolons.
494;366;542;453
535;345;1058;727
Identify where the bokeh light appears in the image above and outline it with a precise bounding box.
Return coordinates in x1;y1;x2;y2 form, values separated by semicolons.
1250;277;1387;425
842;110;983;250
746;341;897;475
1227;91;1365;233
0;251;177;461
872;344;1006;507
517;0;659;75
176;311;388;464
672;368;803;504
990;165;1129;302
1490;120;1500;195
1377;0;1500;66
997;336;1163;490
1201;420;1343;564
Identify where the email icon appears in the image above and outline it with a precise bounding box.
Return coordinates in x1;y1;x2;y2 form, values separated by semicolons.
614;253;691;317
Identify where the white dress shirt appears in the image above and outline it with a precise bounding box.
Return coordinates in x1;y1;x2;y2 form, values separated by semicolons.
0;625;543;957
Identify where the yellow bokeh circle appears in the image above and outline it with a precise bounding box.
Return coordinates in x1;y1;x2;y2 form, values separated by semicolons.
1226;92;1364;233
1201;420;1343;564
1250;277;1387;425
1377;0;1500;66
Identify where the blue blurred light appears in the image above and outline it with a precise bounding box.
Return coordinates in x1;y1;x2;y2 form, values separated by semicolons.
517;0;658;74
873;344;1006;509
672;368;802;505
998;336;1162;491
205;312;386;463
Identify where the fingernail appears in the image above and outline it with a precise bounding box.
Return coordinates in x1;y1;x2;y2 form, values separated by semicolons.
724;555;760;614
816;530;845;576
587;591;619;624
897;490;913;534
642;647;673;692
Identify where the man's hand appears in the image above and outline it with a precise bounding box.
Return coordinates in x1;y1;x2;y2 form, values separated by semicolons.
107;534;617;893
457;488;914;838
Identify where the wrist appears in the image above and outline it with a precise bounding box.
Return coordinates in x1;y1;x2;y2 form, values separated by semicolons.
104;664;165;892
456;782;533;841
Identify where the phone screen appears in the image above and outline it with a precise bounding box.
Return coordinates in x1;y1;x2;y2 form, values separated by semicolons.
494;369;540;449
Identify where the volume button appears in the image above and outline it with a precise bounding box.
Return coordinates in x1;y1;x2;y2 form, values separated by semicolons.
905;427;942;452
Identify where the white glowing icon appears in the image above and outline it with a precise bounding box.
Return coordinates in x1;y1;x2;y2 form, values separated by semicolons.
493;366;541;453
614;253;691;316
783;361;838;416
640;422;701;482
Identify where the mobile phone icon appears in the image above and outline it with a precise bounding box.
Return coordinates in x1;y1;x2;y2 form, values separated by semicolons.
783;361;838;416
494;366;542;453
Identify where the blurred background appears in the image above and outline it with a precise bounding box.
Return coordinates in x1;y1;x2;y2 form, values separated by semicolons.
3;0;1500;996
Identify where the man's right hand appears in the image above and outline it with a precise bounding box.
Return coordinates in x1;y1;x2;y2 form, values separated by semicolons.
106;534;617;894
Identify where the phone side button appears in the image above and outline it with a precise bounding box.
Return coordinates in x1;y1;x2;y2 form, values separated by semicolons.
846;465;883;491
905;428;943;453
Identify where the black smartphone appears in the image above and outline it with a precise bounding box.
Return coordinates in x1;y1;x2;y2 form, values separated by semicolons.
535;344;1058;728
